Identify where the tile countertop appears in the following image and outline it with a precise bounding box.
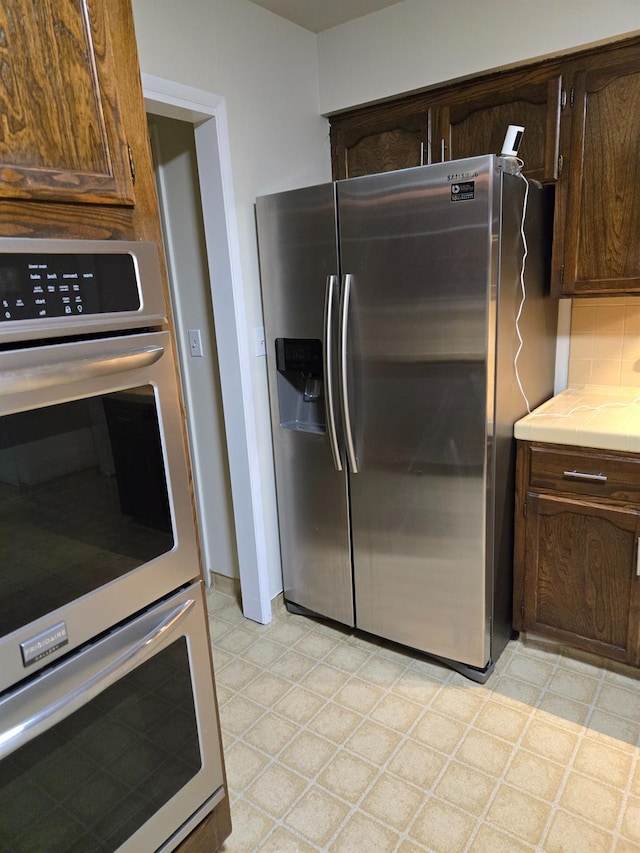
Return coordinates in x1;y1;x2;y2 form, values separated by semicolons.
514;384;640;453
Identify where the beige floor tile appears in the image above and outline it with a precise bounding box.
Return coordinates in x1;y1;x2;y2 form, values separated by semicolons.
392;669;444;705
329;810;399;852
431;684;486;723
224;741;270;792
598;683;640;724
334;677;385;714
504;748;565;802
268;650;316;681
216;625;257;654
468;823;535;852
370;692;423;732
573;735;633;788
242;671;292;708
361;775;424;831
621;796;640;846
309;702;363;744
295;629;342;658
242;638;286;668
521;718;579;764
357;656;406;687
218;695;264;736
456;729;513;776
208;618;236;641
301;663;350;698
215;658;262;691
346;719;403;764
434;760;495;816
485;784;550;844
279;730;336;778
219;800;276;852
214;682;234;707
474;699;531;742
413;710;467;753
547;669;600;704
544;809;614;852
536;692;591;727
505;653;555;686
243;712;299;756
409;798;476;852
587;708;639;748
409;655;452;682
265;619;311;646
273;685;326;725
324;642;372;673
631;760;640;797
317;751;378;803
284;788;350;847
211;646;235;671
258;826;317;853
397;839;431;853
491;675;543;707
388;739;447;788
560;771;623;831
245;763;308;819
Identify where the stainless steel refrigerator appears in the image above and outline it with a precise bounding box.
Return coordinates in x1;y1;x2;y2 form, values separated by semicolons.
256;155;557;682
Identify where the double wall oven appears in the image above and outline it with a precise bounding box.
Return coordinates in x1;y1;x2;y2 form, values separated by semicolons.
0;239;225;852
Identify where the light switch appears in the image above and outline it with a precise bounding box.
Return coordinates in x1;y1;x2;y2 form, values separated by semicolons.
188;329;203;357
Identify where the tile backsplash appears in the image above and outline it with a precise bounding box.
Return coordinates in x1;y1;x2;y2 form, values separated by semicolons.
568;296;640;387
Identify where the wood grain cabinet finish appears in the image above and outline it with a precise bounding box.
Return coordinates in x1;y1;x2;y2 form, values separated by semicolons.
435;70;562;183
514;441;640;667
0;0;134;206
553;46;640;295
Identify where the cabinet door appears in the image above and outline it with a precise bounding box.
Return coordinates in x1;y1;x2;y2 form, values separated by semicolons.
0;0;134;206
330;110;430;180
555;54;640;295
522;492;640;664
435;73;562;183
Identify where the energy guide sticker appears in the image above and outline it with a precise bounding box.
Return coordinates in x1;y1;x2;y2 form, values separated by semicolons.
450;181;475;202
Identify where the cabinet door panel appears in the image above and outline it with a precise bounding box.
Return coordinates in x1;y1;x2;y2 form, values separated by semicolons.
0;0;134;206
438;76;561;183
524;493;640;661
559;60;640;294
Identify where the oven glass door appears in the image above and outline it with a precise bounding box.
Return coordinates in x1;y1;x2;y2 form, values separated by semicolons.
0;331;199;691
0;582;224;853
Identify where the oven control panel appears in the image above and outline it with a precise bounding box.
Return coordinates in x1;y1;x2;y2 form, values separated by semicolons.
0;253;140;321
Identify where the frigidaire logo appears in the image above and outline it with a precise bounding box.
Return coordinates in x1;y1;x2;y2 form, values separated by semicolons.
20;622;69;666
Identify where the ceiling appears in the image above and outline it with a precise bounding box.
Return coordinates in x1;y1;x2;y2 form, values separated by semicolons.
247;0;405;33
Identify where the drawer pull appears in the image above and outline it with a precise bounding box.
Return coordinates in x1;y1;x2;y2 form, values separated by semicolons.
563;470;608;483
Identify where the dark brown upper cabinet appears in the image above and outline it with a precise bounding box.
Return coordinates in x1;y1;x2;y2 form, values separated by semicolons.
552;45;640;296
0;0;134;206
434;70;562;183
331;104;431;180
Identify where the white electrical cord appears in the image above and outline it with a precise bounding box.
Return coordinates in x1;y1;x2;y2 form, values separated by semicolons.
512;159;531;413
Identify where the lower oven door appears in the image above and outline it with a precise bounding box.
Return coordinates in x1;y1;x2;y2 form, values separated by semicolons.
0;582;225;853
0;330;200;692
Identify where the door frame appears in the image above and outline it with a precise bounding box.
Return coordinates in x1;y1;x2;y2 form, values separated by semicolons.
142;73;272;624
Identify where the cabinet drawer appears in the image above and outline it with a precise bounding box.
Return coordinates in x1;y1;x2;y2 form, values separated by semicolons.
529;444;640;503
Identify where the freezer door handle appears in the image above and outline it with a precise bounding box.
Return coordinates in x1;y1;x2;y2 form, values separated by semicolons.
324;275;343;471
339;273;358;473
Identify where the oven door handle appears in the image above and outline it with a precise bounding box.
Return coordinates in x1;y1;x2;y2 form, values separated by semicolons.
0;597;194;761
0;344;164;396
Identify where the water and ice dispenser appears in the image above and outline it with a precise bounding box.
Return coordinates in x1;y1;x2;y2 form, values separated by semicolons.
275;338;325;434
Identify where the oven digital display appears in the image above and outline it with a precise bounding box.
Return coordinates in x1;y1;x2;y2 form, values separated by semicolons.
0;253;140;321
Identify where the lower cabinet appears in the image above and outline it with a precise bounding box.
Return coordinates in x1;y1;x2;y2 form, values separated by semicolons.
513;441;640;666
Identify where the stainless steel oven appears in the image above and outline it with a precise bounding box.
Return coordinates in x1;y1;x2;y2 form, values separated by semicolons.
0;582;225;852
0;238;226;851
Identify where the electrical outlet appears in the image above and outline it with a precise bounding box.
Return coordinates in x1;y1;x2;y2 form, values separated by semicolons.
188;329;203;357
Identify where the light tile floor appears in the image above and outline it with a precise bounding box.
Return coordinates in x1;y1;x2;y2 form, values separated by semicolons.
208;589;640;852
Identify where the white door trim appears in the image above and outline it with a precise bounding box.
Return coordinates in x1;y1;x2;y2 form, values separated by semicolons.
142;73;272;624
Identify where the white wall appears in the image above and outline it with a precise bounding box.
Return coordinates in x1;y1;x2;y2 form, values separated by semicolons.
130;0;331;600
317;0;640;114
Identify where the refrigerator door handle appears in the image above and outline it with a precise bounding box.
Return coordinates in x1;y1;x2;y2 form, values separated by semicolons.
323;274;342;471
339;273;359;474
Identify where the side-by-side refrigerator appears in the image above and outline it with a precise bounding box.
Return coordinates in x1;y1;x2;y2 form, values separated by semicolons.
256;155;557;682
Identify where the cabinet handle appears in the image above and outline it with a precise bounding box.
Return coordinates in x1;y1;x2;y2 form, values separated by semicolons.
563;470;607;483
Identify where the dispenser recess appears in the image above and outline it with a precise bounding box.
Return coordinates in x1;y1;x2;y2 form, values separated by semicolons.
275;338;325;434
